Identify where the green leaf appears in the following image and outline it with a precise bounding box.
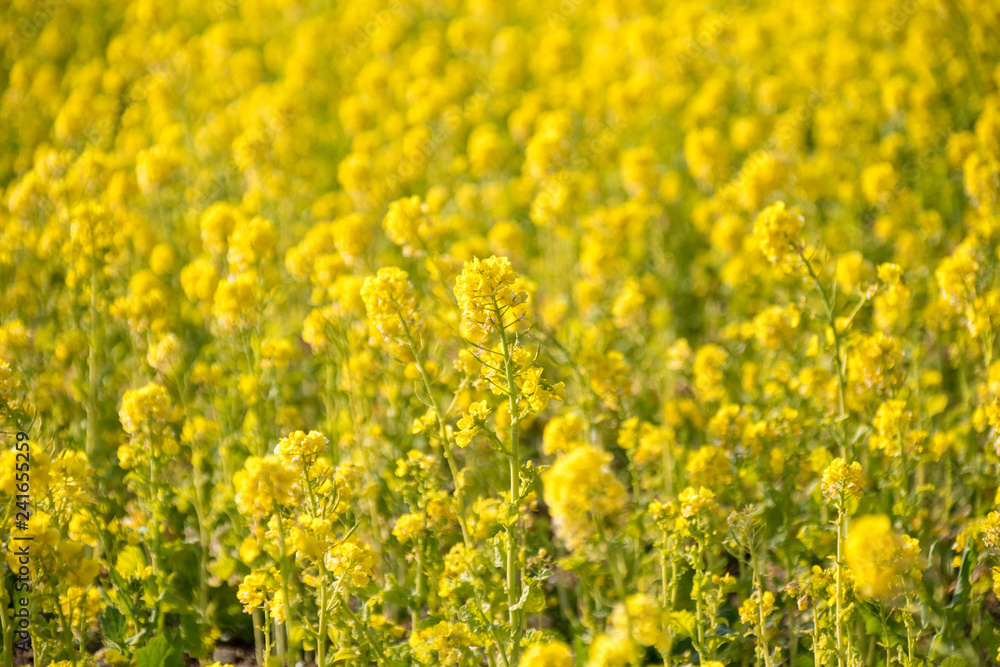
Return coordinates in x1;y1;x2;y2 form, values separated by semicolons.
179;612;209;658
458;601;495;635
107;568;137;619
666;610;697;638
100;606;127;644
162;542;200;601
946;544;974;610
331;647;361;662
524;585;546;614
857;601;884;636
116;545;149;581
509;581;532;612
939;658;970;667
381;583;412;608
134;635;185;667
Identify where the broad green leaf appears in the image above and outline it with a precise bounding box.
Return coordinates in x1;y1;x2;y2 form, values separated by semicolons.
331;647;362;662
100;606;127;644
857;601;884;636
939;657;970;667
116;545;149;581
667;610;697;638
134;635;185;667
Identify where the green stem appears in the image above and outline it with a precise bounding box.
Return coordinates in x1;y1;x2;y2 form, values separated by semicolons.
398;317;511;667
338;335;386;559
752;553;773;667
799;250;850;456
192;457;210;621
149;452;165;634
341;595;391;665
274;510;297;659
496;305;523;667
835;507;844;667
879;605;890;667
317;582;327;667
598;519;635;660
693;545;707;659
413;533;426;630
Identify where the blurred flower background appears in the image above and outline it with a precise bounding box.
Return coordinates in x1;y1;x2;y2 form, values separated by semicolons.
2;0;1000;665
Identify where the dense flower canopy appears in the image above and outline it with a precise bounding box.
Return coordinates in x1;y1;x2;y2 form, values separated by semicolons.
2;0;1000;665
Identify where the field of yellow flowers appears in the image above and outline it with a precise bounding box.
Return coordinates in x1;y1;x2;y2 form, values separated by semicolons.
2;0;1000;665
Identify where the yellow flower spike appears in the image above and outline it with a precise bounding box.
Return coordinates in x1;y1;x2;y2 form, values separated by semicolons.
845;515;920;602
454;255;527;341
361;266;422;343
543;445;627;549
519;640;574;667
753;201;804;265
213;272;260;332
233;455;301;519
118;382;171;437
821;458;864;501
455;400;491;448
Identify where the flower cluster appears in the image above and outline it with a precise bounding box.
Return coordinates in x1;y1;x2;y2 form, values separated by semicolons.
3;0;1000;664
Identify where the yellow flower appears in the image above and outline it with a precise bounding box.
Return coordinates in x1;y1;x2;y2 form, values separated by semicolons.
609;594;667;648
612;278;646;329
409;621;478;665
213;273;260;332
227;216;277;273
237;569;272;612
935;239;979;309
861;162;898;205
361;267;421;343
846;515;920;601
821;458;864;501
738;590;775;626
516;366;565;412
233;455;300;518
586;631;642;667
324;539;377;588
119;382;171;436
181;256;221;306
274;430;329;465
870;400;911;456
392;512;425;543
752;305;801;349
199;202;243;257
678;486;718;519
543;413;585;455
753;201;804;265
543;445;627;548
453;255;527;342
693;344;727;403
519;640;574;667
0;360;21;405
455;401;491;448
147;333;181;374
383;195;433;256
